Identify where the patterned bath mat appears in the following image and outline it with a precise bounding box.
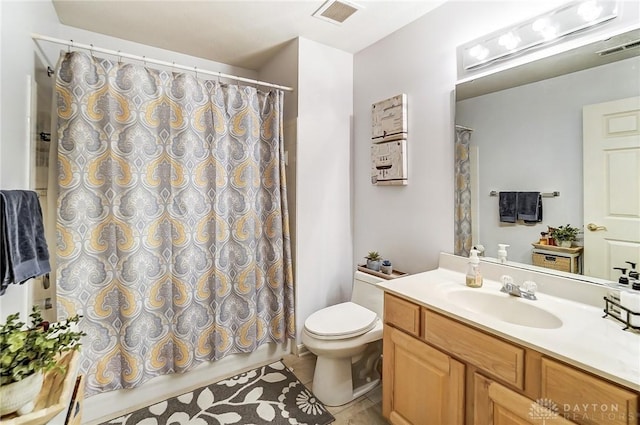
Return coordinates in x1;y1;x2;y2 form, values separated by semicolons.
101;360;334;425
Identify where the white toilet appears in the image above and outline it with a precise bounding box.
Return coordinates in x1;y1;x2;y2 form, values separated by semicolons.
302;271;385;406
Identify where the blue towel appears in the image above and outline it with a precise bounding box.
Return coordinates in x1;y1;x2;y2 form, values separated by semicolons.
499;192;517;223
517;192;543;223
0;190;51;296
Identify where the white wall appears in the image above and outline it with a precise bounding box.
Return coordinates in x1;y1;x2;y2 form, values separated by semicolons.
456;56;640;264
294;38;354;343
260;38;354;346
0;0;257;321
258;39;299;121
258;39;299;311
352;0;568;275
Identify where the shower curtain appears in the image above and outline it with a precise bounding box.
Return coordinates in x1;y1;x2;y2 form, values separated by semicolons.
454;126;473;257
55;51;294;395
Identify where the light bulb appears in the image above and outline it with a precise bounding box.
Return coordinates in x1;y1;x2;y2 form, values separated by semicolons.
469;44;489;60
532;18;558;41
578;0;603;22
532;18;549;32
542;26;558;41
498;32;521;51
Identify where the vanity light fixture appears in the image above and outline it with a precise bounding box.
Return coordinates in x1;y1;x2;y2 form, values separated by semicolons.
461;0;618;70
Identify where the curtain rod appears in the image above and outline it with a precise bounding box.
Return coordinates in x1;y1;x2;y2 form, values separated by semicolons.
31;33;294;92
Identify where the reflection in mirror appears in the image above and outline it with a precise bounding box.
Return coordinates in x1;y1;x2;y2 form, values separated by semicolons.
455;29;640;284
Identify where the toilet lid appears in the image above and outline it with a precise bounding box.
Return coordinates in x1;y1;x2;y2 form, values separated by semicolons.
304;302;377;339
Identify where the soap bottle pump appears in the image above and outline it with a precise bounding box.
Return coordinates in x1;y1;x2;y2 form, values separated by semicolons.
626;261;639;281
497;244;510;264
466;249;483;288
613;267;629;286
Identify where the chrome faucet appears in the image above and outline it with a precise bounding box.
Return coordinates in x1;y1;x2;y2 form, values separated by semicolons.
500;275;537;300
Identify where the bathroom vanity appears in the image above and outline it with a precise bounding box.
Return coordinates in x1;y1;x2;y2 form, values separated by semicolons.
380;253;640;425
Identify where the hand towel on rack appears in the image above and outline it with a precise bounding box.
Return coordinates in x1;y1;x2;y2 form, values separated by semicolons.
517;192;543;223
0;190;51;296
499;192;517;223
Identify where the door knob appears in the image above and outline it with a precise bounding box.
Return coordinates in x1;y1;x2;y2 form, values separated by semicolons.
587;223;607;231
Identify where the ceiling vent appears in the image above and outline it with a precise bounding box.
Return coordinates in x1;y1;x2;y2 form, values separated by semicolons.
597;39;640;56
312;0;361;25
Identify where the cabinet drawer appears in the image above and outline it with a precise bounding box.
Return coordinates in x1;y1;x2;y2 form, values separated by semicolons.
541;357;639;425
384;293;421;337
423;309;525;389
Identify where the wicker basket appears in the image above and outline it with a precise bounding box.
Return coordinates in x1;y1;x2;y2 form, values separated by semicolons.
532;253;576;273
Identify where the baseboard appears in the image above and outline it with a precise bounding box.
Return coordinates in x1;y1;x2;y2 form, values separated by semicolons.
84;342;291;425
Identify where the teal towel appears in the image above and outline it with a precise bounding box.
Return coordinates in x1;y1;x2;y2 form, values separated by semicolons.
517;192;542;223
499;192;517;223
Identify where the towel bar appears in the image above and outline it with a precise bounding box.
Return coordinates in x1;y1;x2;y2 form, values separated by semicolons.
489;191;559;197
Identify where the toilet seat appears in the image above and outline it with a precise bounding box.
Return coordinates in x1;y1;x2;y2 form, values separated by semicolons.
304;302;377;340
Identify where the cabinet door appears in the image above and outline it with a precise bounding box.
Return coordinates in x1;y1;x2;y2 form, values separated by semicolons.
541;358;639;425
474;373;578;425
383;325;464;425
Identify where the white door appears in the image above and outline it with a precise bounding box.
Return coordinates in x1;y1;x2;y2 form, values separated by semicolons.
583;96;640;280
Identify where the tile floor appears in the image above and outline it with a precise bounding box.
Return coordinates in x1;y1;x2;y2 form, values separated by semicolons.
282;354;389;425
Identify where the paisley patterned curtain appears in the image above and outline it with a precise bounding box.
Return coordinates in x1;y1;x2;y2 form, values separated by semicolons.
454;126;473;257
55;52;294;395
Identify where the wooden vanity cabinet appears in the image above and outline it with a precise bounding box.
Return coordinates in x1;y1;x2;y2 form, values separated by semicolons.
474;373;577;425
382;325;465;425
382;293;639;425
383;293;465;425
541;358;639;425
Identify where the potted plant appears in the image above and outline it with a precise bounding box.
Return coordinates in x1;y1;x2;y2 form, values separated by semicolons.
0;306;84;416
365;251;382;271
381;260;393;275
549;224;580;248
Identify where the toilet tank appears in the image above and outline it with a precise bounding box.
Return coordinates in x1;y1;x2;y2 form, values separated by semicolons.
351;271;385;317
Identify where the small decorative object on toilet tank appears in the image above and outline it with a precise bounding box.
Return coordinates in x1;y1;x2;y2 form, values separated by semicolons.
466;249;483;288
381;260;393;275
365;251;382;271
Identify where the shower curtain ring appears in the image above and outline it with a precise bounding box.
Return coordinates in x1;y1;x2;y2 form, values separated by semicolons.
68;40;73;53
90;44;94;57
142;56;147;66
117;50;122;64
217;72;221;84
194;66;198;79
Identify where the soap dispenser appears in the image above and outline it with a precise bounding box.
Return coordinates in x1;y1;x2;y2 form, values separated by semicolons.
497;244;510;264
466;249;483;288
613;267;629;287
626;261;639;281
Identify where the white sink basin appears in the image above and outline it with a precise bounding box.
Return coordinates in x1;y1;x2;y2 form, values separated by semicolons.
447;290;563;329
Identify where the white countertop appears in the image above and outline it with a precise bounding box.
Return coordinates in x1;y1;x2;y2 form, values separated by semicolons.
378;266;640;392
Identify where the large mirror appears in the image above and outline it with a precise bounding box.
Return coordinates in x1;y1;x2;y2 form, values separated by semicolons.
454;28;640;284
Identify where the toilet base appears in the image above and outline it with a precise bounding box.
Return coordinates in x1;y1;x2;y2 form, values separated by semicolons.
311;342;382;407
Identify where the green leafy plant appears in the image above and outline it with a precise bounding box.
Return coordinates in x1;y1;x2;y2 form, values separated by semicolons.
549;224;580;242
365;251;382;261
0;306;84;385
